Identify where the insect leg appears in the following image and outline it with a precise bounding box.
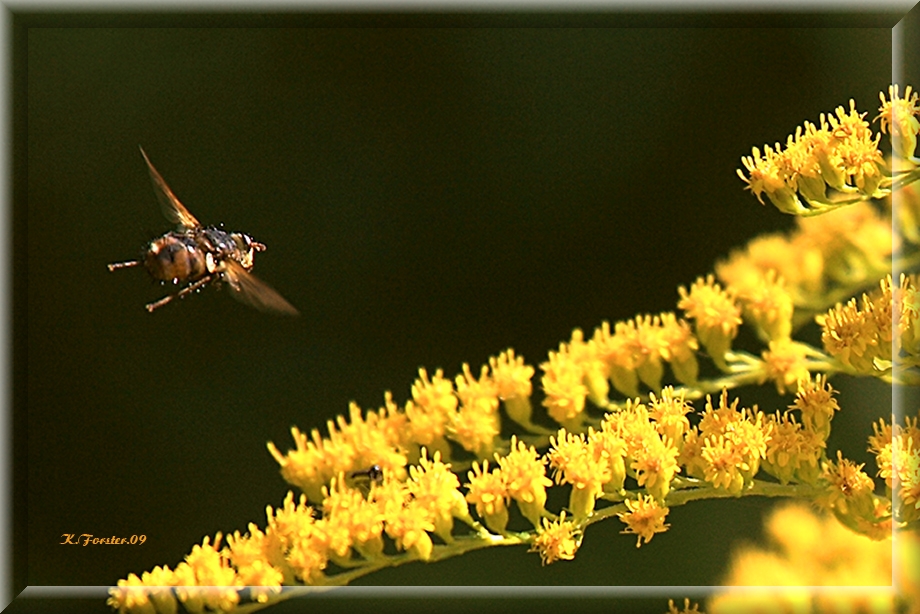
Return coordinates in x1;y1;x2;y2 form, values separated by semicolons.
144;275;213;312
107;260;141;271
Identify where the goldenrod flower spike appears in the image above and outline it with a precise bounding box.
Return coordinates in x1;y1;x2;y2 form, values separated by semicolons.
683;391;769;495
372;475;436;561
111;86;920;613
897;274;920;356
762;410;818;485
593;421;628;494
729;269;794;342
411;368;458;421
737;144;809;214
321;475;386;562
738;95;895;215
656;312;700;386
647;387;693;453
174;534;241;613
107;566;179;614
892;435;920;524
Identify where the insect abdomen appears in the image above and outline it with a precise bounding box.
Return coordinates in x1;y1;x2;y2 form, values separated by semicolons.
144;234;208;283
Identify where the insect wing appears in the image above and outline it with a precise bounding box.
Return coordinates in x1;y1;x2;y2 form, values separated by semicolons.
222;260;299;315
139;146;201;229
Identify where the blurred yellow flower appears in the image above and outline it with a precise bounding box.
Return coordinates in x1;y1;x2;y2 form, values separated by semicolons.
760;338;812;395
708;502;908;614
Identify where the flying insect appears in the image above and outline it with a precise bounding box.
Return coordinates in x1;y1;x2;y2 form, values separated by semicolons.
108;147;298;315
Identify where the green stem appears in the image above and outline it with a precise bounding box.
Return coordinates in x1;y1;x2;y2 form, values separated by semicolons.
577;479;826;533
887;165;920;191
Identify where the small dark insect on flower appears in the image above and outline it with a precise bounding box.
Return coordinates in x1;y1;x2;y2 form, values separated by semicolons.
107;146;298;315
350;464;384;483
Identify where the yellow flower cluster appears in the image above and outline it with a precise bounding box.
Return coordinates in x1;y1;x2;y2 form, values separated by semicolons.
677;276;742;371
878;84;920;160
759;375;838;485
818;451;886;537
267;350;535;501
464;459;511;533
451;363;502;458
489;349;536;427
266;400;409;502
818;273;919;377
759;338;813;394
108;534;280;614
529;511;582;565
729;269;794;342
869;414;920;524
737;96;890;215
110;87;917;612
468;388;690;537
790;373;840;440
109;451;477;613
547;429;612;519
459;436;556;533
681;390;770;496
493;435;554;528
540;311;701;426
617;494;671;548
717;201;894;314
606;393;687;501
707;502;908;613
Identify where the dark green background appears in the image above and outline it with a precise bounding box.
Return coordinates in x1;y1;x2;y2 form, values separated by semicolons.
17;10;913;614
